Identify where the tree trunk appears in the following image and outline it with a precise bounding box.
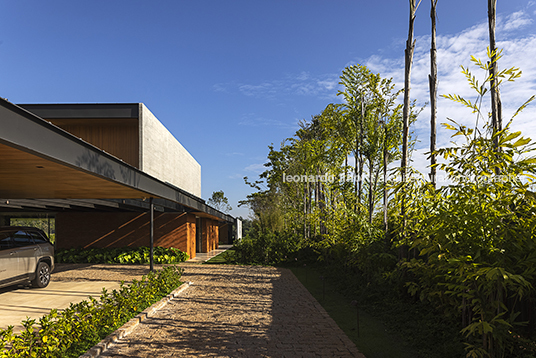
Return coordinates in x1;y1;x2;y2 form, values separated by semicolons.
372;161;382;222
488;0;502;151
354;148;359;209
383;123;389;250
306;181;311;239
319;182;327;235
368;157;374;223
358;98;365;208
354;113;360;210
401;0;420;254
343;152;349;209
429;0;438;188
303;181;307;240
345;154;348;182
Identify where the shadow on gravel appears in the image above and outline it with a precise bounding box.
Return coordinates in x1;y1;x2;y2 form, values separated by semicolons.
52;263;165;282
268;268;363;357
101;265;274;357
100;265;362;357
52;263;94;273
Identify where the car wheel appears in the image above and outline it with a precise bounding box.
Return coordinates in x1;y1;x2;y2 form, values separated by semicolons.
31;262;51;288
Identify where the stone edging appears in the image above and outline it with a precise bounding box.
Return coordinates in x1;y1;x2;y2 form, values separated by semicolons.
79;281;192;358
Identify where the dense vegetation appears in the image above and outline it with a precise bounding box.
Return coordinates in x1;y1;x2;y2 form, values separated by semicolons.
56;246;189;265
237;50;536;358
0;266;183;358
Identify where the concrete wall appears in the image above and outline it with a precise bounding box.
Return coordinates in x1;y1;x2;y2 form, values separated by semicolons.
236;218;242;239
139;104;201;197
55;212;198;259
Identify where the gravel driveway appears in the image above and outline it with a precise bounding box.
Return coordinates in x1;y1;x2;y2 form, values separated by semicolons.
52;263;364;357
95;264;364;357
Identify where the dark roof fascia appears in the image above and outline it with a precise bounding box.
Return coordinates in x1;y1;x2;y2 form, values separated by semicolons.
0;98;233;222
17;103;140;119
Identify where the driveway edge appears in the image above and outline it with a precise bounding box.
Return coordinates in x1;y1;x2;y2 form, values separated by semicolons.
79;281;191;358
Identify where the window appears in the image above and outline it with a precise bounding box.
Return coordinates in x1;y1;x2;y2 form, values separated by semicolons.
0;233;13;250
28;231;48;244
12;231;34;248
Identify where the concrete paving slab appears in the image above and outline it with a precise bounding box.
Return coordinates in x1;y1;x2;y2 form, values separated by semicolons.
186;244;232;263
0;281;121;332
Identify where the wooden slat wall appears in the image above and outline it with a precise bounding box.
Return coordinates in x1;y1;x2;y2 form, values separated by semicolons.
56;212;196;259
48;118;139;168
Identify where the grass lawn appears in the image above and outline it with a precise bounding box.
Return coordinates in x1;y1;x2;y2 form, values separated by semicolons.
203;249;236;264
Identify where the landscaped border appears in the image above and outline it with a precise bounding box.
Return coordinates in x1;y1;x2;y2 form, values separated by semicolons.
80;281;191;358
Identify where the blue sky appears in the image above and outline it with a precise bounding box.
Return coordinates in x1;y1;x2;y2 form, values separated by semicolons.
1;0;536;218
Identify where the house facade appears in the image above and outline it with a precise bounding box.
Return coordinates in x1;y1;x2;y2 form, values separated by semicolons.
0;100;234;259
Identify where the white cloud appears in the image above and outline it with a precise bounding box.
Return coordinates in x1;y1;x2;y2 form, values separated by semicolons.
297;71;310;81
244;163;267;174
213;72;340;101
228;173;244;179
212;83;228;93
238;112;298;129
239;82;280;98
502;10;532;32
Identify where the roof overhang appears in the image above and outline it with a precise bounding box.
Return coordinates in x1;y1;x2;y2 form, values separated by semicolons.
0;98;233;223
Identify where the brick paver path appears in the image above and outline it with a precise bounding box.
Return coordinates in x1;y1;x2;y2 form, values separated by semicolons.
100;265;364;357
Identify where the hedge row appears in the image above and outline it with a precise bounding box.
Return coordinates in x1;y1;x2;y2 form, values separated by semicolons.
56;246;189;265
0;265;183;358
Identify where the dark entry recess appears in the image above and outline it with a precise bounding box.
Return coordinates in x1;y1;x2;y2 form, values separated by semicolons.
196;217;202;253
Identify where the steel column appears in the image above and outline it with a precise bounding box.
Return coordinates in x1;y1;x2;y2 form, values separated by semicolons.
150;197;154;272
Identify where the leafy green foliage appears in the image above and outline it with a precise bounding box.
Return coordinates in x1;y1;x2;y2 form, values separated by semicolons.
56;246;189;265
0;266;183;357
10;218;55;243
237;50;536;356
208;190;232;213
231;223;307;265
392;50;536;358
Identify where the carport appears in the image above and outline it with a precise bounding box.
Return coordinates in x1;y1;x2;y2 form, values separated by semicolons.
0;98;234;268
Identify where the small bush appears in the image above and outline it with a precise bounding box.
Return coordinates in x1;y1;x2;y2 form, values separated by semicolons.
56;246;189;265
0;266;183;357
232;226;304;265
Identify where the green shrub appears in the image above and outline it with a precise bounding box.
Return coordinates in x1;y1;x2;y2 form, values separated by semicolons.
56;246;189;265
232;224;304;265
0;266;183;357
385;51;536;358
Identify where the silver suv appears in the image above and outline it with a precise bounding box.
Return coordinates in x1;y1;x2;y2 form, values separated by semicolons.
0;226;55;288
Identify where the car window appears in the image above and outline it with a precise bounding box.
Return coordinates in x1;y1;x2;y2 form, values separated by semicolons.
12;230;35;248
0;232;14;250
28;231;49;244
